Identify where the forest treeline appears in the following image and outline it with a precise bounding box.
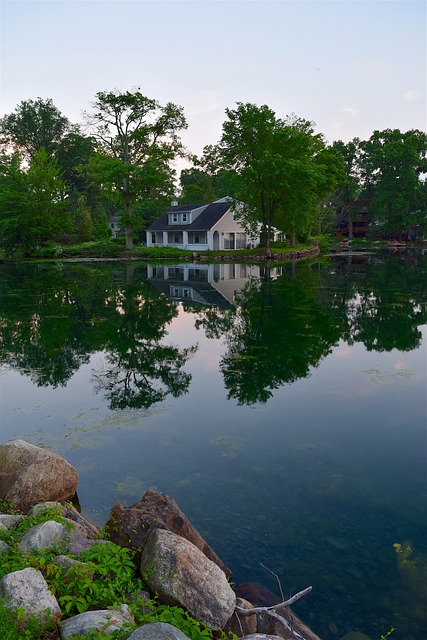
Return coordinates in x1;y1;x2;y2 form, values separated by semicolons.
0;90;426;255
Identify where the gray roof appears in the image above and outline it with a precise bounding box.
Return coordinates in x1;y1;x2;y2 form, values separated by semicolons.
147;201;231;232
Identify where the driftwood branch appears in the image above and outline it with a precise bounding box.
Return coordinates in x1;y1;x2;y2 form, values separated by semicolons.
235;586;313;640
235;586;312;616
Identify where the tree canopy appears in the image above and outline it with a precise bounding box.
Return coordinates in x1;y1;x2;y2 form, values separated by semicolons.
83;89;188;248
0;97;74;159
203;103;345;247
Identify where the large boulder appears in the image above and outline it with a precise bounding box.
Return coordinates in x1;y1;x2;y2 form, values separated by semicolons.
0;567;61;625
140;528;236;630
106;490;230;576
0;440;78;512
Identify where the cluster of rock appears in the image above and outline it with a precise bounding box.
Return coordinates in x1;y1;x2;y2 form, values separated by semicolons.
0;439;321;640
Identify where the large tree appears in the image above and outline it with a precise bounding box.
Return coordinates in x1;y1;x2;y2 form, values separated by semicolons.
83;89;187;248
210;103;345;248
359;129;427;238
0;97;73;159
0;149;69;255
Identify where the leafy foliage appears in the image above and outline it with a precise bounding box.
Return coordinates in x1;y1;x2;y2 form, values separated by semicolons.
84;89;187;248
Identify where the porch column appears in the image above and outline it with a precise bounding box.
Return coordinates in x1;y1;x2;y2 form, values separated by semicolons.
183;230;188;248
163;231;168;245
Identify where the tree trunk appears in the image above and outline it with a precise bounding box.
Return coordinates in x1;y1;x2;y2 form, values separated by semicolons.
125;225;134;250
348;211;353;240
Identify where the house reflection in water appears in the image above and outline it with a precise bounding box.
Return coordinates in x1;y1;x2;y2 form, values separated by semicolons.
147;263;282;307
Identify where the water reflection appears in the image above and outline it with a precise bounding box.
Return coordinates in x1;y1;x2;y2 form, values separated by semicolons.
0;253;426;407
0;263;196;408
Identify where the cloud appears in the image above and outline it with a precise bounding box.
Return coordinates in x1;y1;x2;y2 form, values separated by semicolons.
404;90;421;102
341;106;359;117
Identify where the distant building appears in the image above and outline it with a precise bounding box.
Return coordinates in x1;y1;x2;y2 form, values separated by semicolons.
335;199;370;239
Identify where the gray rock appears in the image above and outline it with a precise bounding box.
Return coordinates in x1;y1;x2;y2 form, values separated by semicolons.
27;501;67;517
60;607;134;639
240;636;284;639
140;528;235;630
127;622;191;639
0;540;10;553
0;514;24;529
0;567;61;625
0;439;78;512
19;520;70;552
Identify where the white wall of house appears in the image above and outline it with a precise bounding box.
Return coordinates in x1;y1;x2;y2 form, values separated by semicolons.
210;208;249;250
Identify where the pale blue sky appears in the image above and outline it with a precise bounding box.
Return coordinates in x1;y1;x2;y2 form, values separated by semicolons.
1;0;425;168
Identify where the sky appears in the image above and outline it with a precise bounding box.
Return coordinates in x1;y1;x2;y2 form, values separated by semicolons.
0;0;426;175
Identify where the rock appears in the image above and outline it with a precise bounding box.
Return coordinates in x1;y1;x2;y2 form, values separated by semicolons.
339;634;373;640
0;440;78;512
27;501;67;517
127;622;191;639
0;567;61;625
235;583;280;606
224;597;258;637
19;520;70;552
53;555;95;581
106;491;230;576
0;540;10;553
60;606;134;639
239;635;283;639
0;514;24;529
140;528;236;629
266;606;322;640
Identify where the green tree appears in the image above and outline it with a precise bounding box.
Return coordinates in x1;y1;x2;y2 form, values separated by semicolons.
210;103;345;248
0;97;73;159
0;149;69;255
359;129;427;238
84;89;187;249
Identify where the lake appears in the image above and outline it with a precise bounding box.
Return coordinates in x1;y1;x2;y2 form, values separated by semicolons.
0;251;426;640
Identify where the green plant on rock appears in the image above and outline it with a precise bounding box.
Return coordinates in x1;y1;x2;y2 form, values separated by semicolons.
130;599;237;640
0;600;58;640
49;542;144;615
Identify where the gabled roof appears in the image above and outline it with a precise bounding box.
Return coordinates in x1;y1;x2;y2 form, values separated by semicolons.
147;200;232;231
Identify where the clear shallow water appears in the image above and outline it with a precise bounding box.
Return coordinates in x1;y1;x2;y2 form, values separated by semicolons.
0;253;426;640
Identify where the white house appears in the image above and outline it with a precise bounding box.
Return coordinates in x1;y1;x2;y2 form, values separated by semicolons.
146;197;257;251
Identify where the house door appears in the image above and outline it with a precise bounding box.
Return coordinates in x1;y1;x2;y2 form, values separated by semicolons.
213;231;220;250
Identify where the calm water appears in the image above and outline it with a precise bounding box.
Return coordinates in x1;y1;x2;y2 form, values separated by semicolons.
0;252;426;640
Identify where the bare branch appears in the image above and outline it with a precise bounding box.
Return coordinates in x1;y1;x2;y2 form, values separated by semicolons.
235;585;312;615
235;586;313;640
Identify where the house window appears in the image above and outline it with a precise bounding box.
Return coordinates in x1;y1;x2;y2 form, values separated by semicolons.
151;233;156;244
194;234;199;243
182;213;187;223
174;235;179;243
236;233;246;249
172;213;178;223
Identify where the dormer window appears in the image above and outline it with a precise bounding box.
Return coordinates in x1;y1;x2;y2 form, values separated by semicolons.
182;213;187;222
172;213;178;223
